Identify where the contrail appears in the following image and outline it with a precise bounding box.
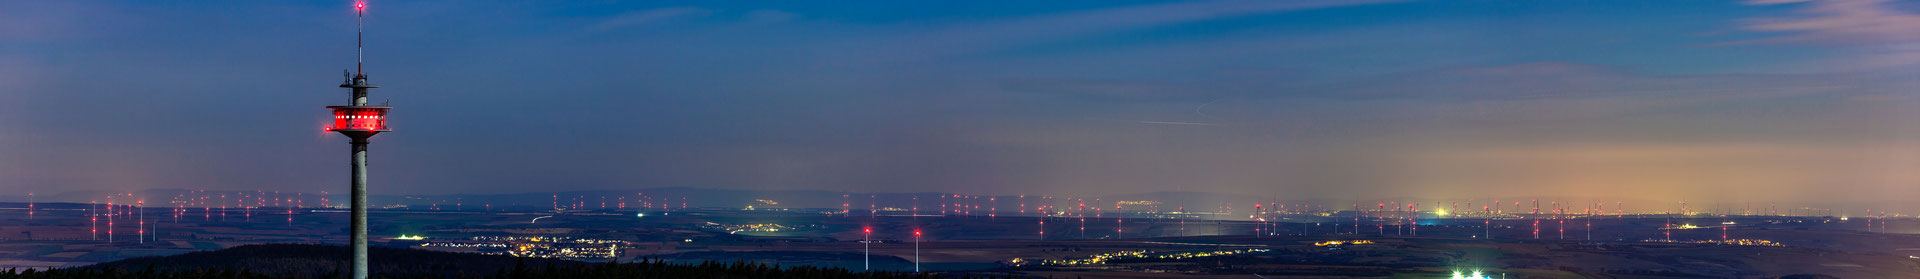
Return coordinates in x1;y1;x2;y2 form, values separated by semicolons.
1195;98;1224;123
1139;121;1223;126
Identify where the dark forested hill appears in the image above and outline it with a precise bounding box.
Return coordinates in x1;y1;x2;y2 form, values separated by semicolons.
0;244;986;279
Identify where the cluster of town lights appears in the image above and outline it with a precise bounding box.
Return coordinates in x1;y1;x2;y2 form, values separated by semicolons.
411;236;628;259
1012;249;1269;266
1312;240;1374;246
1643;238;1784;246
1451;269;1491;279
701;222;811;234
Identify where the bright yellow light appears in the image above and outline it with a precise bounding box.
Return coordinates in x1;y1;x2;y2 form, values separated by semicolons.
1313;240;1374;246
395;235;426;240
1436;209;1448;216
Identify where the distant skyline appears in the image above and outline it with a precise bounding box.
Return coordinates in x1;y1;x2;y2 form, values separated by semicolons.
4;0;1920;203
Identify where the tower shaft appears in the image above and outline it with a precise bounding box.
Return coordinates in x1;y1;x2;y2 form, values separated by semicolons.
334;75;384;279
350;137;370;279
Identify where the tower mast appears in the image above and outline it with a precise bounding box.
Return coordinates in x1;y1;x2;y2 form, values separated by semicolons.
330;2;391;279
357;1;364;75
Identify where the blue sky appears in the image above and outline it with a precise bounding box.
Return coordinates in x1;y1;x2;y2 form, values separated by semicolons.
4;0;1920;203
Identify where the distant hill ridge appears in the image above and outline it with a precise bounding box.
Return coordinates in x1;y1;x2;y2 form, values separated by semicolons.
0;244;977;279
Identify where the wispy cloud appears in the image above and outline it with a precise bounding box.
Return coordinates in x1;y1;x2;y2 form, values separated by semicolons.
835;0;1406;62
1324;62;1851;100
1732;0;1920;70
743;9;799;24
1740;0;1920;45
590;7;712;31
1005;62;1852;103
1000;78;1254;102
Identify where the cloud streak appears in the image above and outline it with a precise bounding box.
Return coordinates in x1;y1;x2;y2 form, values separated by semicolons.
1740;0;1920;44
590;7;712;31
1733;0;1920;70
834;0;1407;62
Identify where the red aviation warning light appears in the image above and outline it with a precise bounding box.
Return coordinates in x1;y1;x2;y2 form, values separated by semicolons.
355;1;365;10
328;107;390;131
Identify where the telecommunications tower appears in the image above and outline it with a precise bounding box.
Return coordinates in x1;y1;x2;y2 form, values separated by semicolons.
326;2;391;279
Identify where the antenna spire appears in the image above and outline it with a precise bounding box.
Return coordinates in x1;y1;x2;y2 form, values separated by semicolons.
355;1;365;76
